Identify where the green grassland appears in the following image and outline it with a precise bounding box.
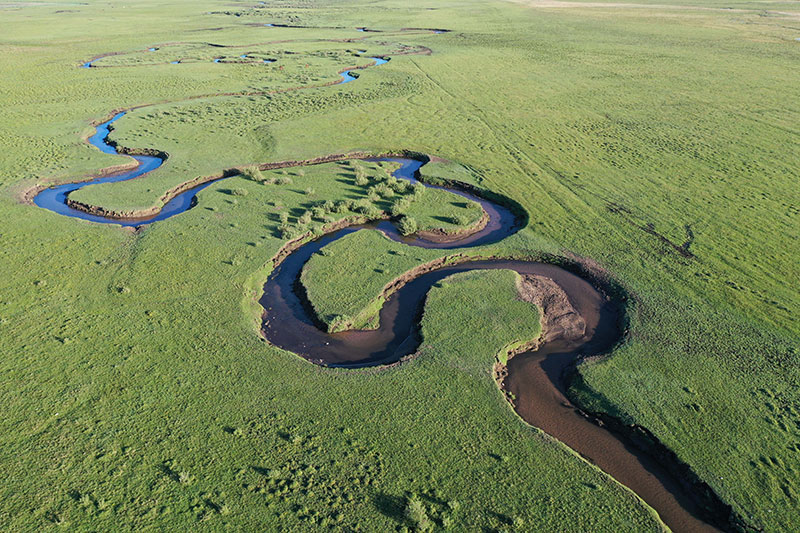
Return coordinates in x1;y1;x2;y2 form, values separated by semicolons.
421;269;542;375
301;230;449;331
403;188;485;234
1;0;799;530
0;155;663;531
91;40;394;68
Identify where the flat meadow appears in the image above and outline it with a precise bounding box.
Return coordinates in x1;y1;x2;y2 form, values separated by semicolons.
0;0;797;530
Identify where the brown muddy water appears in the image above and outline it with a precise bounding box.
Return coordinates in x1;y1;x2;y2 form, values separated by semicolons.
505;275;719;533
261;158;723;532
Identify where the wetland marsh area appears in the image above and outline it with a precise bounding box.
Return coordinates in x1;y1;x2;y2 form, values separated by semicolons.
1;0;798;531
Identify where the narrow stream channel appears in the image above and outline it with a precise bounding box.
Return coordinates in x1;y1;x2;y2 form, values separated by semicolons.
31;49;724;532
33;57;390;224
259;160;721;532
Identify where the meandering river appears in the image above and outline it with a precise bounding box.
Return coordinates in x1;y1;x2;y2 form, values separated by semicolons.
30;49;722;532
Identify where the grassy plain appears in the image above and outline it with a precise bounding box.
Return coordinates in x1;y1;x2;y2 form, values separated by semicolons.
0;0;798;530
301;230;449;330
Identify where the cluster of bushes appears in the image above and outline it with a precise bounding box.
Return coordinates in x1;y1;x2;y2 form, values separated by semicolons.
240;165;295;185
269;160;479;242
275;195;388;240
350;162;430;236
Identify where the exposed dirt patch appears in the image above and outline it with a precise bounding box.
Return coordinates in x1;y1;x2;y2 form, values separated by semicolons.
515;274;586;343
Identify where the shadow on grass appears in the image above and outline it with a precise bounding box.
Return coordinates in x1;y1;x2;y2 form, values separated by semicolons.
372;492;406;525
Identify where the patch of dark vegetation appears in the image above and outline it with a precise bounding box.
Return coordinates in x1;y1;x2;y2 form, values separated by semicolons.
642;222;695;259
607;202;696;259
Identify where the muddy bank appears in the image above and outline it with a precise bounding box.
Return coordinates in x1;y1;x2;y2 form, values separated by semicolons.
256;158;736;531
516;273;586;342
498;272;729;532
33;31;744;532
271;157;527;332
306;253;472;333
261;234;727;531
258;153;732;531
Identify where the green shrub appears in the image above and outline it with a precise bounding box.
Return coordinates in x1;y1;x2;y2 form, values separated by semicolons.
397;216;418;236
353;199;371;212
390;198;411;217
390;178;410;193
333;200;351;213
404;495;433;532
329;315;351;331
240;165;264;183
355;173;369;187
375;183;394;198
362;205;382;219
452;214;470;226
278;224;300;240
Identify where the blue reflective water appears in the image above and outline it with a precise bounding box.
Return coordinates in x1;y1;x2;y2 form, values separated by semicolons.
81;59;97;68
33;112;229;227
339;70;358;83
171;61;180;64
38;53;392;226
339;57;387;83
240;54;248;58
263;59;275;63
33;112;176;226
148;47;156;52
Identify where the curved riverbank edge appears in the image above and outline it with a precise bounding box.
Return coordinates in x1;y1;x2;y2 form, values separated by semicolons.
567;374;755;533
30;145;518;238
508;252;749;532
264;229;746;530
23;148;389;221
77;32;433;68
300;253;472;333
22;52;409;212
263;167;529;333
416;208;490;243
22;33;746;528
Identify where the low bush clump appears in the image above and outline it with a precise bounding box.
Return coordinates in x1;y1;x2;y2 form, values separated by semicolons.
397;215;418;236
